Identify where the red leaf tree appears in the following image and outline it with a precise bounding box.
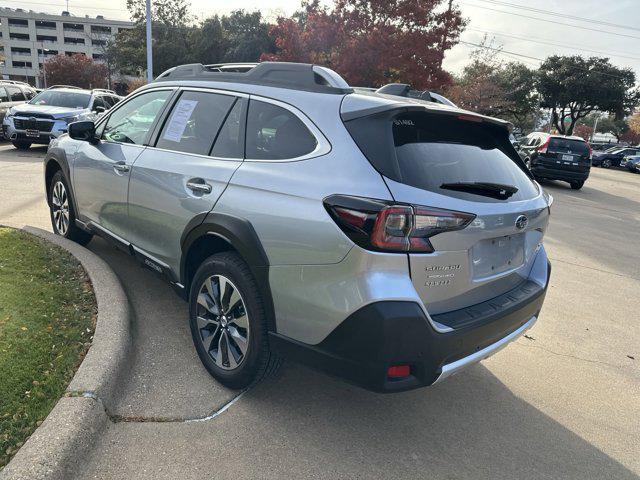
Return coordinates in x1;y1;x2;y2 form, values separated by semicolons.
262;0;466;90
44;54;109;89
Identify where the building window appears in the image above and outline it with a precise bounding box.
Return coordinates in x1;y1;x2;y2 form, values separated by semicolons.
9;33;30;41
92;53;104;60
91;25;112;34
38;49;58;56
8;18;29;27
10;47;32;55
36;35;58;43
63;22;84;31
36;20;57;29
12;61;33;68
92;39;107;46
65;51;85;57
64;37;85;45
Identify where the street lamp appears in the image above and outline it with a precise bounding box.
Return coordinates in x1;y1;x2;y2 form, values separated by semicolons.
146;0;153;82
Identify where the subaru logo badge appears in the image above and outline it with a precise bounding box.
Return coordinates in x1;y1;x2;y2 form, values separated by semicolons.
515;215;528;230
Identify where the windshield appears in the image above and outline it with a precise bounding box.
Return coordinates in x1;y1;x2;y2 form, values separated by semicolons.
29;90;91;109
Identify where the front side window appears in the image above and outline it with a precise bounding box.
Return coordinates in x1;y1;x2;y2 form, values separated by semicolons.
29;90;91;108
102;90;172;145
245;100;317;160
156;91;236;156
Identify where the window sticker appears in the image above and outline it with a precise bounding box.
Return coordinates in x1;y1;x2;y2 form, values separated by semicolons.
162;99;198;142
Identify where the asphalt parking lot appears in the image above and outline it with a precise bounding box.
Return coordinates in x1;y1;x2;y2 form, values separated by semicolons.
0;142;638;479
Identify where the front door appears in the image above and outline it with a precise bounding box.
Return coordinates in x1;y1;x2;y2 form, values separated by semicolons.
73;88;174;239
127;90;247;276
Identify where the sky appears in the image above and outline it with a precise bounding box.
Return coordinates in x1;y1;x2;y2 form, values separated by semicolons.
5;0;640;77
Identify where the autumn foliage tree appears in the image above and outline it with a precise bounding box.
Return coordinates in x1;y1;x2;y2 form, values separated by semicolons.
263;0;466;90
44;54;108;89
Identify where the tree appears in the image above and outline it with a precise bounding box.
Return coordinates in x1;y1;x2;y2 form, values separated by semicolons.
264;0;466;90
573;124;593;142
537;55;639;136
446;39;539;133
221;11;275;62
113;0;193;77
189;16;228;65
44;54;108;89
595;116;629;142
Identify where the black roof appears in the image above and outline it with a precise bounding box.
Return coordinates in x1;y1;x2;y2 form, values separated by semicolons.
154;62;353;95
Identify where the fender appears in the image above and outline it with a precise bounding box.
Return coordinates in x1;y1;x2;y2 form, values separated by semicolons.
181;212;277;332
44;148;82;221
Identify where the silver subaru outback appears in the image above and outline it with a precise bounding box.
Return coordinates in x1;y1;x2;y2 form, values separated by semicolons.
44;62;551;392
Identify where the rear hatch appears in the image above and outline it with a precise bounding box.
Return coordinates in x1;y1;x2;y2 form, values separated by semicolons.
540;137;591;173
343;101;550;316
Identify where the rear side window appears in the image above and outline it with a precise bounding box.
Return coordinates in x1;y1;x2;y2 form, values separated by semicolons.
156;91;236;156
0;88;8;103
211;98;246;159
245;100;317;160
6;86;25;101
548;138;589;155
346;111;538;202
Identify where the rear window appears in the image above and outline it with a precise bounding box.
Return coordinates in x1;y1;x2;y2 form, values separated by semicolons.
346;111;538;202
548;138;589;155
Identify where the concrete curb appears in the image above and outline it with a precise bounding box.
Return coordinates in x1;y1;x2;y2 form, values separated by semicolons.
0;227;131;480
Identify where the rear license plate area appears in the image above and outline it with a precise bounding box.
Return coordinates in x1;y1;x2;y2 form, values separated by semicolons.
472;234;525;279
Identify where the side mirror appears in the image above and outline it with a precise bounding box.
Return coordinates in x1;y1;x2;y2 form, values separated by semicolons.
94;106;106;113
68;121;97;142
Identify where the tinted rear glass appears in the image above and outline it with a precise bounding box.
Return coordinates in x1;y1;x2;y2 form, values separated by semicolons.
346;110;538;202
548;138;589;155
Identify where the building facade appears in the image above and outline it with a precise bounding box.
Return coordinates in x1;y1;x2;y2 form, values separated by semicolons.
0;7;132;87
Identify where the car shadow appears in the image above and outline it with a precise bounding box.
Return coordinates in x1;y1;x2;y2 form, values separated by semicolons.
241;361;638;479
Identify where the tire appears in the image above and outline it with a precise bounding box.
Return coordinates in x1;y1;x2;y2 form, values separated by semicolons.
49;171;93;245
189;252;281;390
12;141;31;150
570;181;584;190
601;158;612;168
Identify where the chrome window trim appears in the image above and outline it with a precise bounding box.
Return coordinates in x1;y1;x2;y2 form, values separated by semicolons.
143;144;243;162
244;94;332;163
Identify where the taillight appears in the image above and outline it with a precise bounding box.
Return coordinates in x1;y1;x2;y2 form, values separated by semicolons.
537;137;551;154
325;195;475;253
586;143;593;159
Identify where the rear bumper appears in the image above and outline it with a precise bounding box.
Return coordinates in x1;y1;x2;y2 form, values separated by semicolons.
270;260;551;393
531;164;589;182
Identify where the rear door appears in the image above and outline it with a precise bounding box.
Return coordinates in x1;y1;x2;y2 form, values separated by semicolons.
345;108;549;314
126;89;247;275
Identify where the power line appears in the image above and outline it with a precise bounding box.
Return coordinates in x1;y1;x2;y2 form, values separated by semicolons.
471;0;640;33
458;40;632;80
461;2;640;41
466;27;640;62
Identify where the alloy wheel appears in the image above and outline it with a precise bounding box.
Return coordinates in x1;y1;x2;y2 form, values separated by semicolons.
52;181;70;235
195;274;250;370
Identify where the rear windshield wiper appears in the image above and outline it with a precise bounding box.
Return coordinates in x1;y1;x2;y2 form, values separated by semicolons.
440;182;518;200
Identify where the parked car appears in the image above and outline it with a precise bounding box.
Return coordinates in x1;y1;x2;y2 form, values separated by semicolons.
0;81;38;133
622;155;640;173
44;62;551;393
592;147;640;168
2;86;121;149
518;133;591;189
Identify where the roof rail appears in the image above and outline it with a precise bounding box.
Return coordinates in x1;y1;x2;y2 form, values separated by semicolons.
204;63;258;73
0;79;31;86
154;61;353;95
92;88;118;95
46;84;83;90
375;83;457;107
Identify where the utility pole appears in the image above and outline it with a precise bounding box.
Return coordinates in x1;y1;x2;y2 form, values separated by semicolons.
591;112;601;143
145;0;153;82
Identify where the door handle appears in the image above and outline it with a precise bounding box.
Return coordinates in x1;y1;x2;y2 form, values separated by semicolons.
113;162;130;174
186;179;212;194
